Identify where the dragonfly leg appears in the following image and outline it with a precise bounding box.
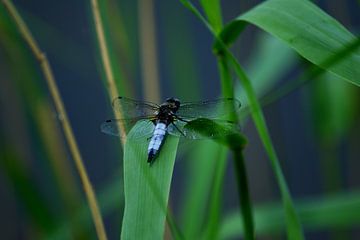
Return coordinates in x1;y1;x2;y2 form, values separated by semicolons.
173;114;189;123
171;122;186;137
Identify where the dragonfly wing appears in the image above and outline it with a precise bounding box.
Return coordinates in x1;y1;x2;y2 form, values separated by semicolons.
167;119;239;140
112;96;159;119
101;119;154;139
175;98;241;121
127;120;155;140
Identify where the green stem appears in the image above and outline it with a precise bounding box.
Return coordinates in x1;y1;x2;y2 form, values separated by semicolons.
179;1;304;239
181;1;255;238
217;55;234;98
233;150;254;240
228;53;304;239
217;55;254;239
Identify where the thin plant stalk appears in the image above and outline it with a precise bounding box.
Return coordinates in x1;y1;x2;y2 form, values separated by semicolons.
208;5;254;239
228;51;304;240
218;43;255;240
138;0;161;102
233;151;254;239
91;0;126;144
1;1;108;240
192;2;255;238
217;55;255;239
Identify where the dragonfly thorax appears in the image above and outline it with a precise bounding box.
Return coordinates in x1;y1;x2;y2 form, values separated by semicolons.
155;98;180;122
163;98;180;112
156;106;176;122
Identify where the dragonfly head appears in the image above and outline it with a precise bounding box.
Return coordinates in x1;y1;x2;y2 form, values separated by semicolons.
164;97;180;112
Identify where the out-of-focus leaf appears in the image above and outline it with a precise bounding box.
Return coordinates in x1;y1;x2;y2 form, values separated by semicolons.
49;173;123;240
310;73;359;142
0;6;82;237
237;33;297;107
220;191;360;239
216;0;360;86
307;72;359;193
199;145;227;240
160;0;200;99
0;146;58;236
180;140;226;239
121;122;180;239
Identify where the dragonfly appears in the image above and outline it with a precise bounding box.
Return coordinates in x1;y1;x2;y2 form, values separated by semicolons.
101;96;241;165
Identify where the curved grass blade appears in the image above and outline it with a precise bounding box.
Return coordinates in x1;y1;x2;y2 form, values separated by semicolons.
121;121;180;239
220;191;360;238
231;52;304;240
179;1;304;239
199;0;222;33
216;0;360;86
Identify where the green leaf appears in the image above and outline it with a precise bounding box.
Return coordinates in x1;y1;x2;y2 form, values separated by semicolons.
184;118;247;149
121;122;180;240
220;191;360;238
217;0;360;86
199;0;223;33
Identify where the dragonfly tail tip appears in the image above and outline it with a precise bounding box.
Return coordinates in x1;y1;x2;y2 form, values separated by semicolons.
147;152;156;165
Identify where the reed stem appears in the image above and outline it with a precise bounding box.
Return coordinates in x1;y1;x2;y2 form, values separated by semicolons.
2;1;108;239
138;0;161;102
91;0;126;144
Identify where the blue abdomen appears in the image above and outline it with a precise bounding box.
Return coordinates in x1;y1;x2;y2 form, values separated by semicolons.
148;122;167;164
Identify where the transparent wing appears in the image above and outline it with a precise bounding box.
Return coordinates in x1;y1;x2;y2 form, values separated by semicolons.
176;98;241;120
100;119;154;139
167;119;239;140
112;96;159;119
